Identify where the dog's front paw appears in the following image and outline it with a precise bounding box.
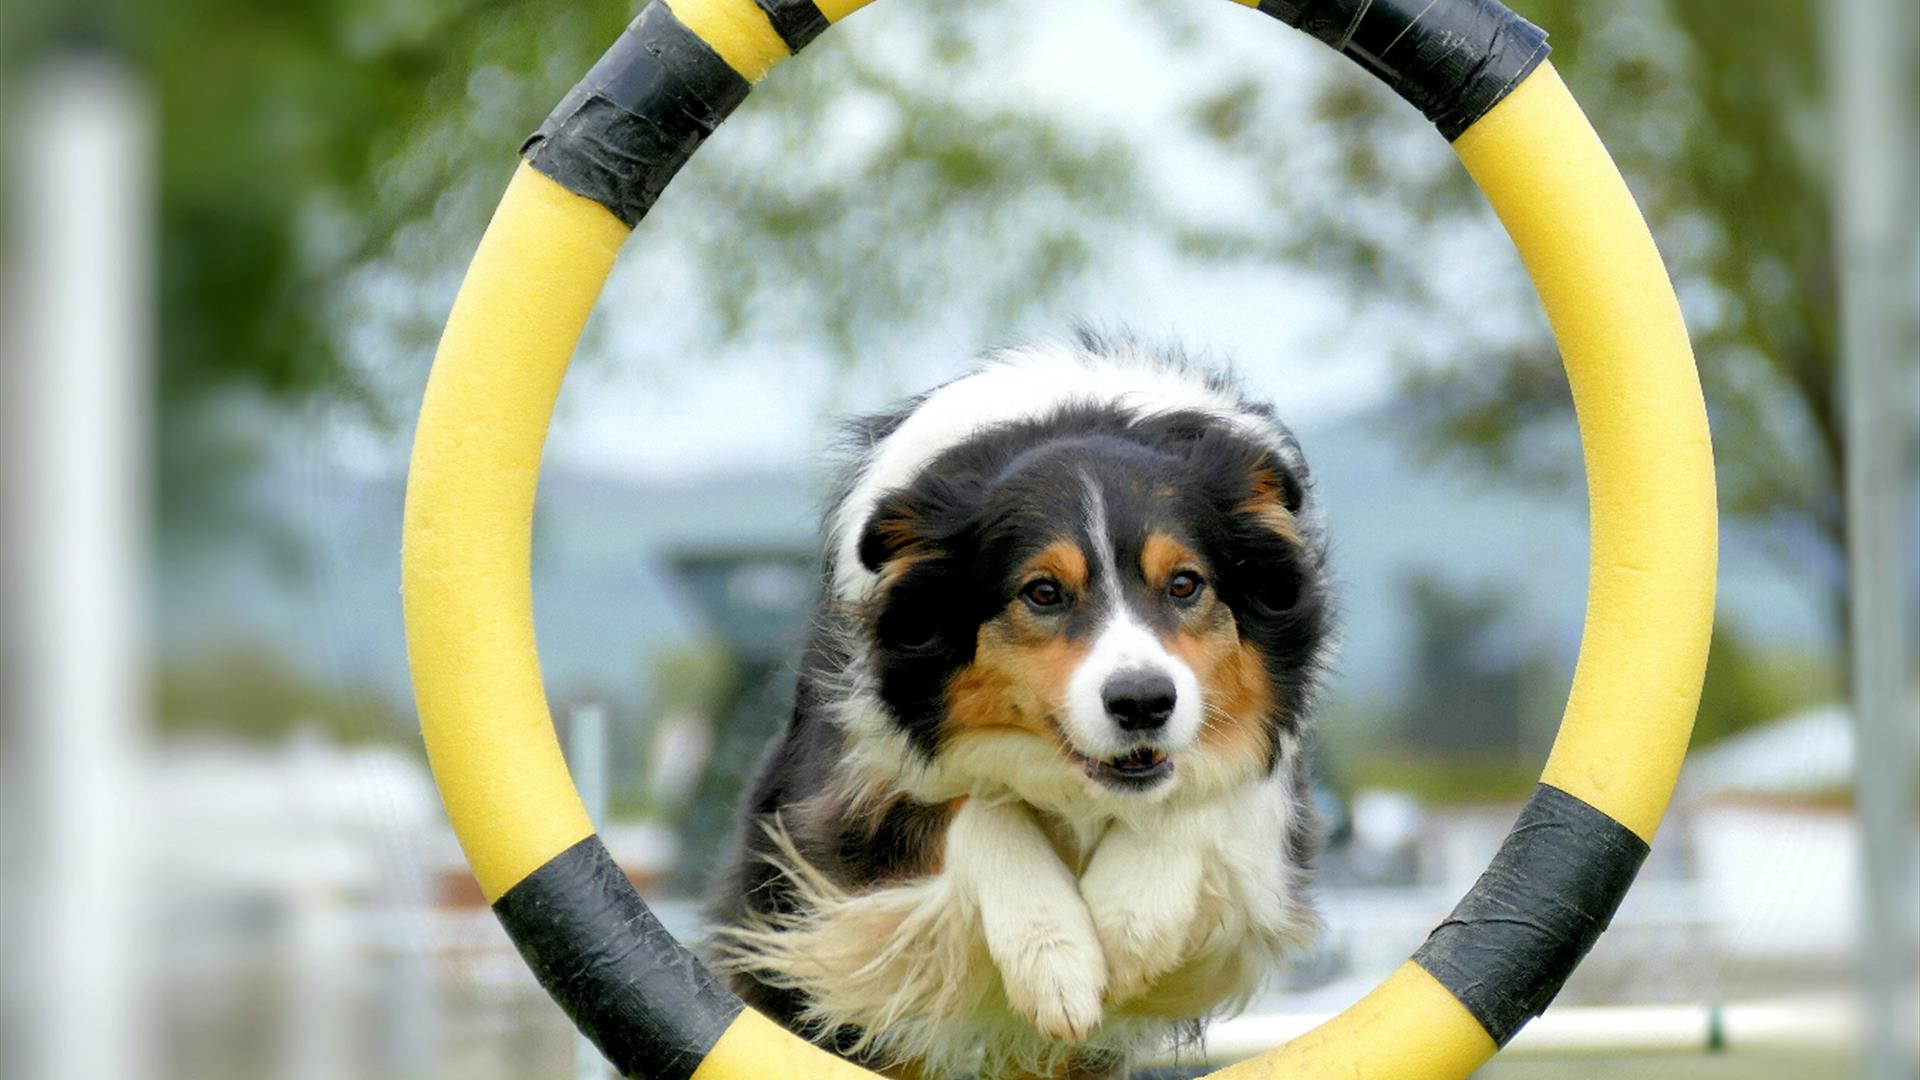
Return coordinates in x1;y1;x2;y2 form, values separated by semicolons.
951;798;1109;1042
997;920;1107;1042
1082;837;1203;1004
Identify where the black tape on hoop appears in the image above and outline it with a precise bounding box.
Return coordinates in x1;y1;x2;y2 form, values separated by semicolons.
1412;784;1650;1044
753;0;831;53
521;3;752;227
493;835;746;1080
1257;0;1549;139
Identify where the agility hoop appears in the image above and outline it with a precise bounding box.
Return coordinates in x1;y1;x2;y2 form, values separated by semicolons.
401;1;1717;1075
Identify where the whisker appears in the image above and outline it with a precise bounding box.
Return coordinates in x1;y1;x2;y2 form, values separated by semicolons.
1201;702;1246;736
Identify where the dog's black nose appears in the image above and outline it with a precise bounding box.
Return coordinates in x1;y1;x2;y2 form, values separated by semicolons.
1102;669;1176;732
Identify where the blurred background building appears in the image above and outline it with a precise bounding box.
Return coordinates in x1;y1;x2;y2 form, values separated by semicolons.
2;0;1915;1077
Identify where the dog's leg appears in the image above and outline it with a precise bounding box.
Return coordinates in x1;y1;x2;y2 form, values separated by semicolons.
1080;817;1206;1004
948;798;1106;1042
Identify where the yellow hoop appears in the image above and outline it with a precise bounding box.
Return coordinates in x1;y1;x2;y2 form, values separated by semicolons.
403;3;1715;1076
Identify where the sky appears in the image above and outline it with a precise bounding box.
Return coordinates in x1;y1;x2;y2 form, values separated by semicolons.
333;0;1534;486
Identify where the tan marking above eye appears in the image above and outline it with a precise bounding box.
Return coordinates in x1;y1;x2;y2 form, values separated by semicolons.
1141;531;1202;590
1022;539;1089;597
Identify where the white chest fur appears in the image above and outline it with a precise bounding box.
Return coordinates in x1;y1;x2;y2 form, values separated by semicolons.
711;768;1317;1079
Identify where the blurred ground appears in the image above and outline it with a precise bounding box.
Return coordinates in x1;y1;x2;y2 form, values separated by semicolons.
1129;1055;1855;1079
1479;1055;1853;1079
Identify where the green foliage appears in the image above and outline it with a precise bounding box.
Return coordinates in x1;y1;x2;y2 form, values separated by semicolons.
1378;2;1843;620
1692;620;1843;747
1187;0;1848;624
157;643;406;743
27;1;1837;620
647;642;738;716
124;0;1149;412
18;0;1151;550
1350;615;1845;801
1344;749;1540;804
662;36;1139;361
19;2;1848;761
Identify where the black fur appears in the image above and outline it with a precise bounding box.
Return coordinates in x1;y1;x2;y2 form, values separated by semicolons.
854;404;1327;761
707;345;1333;1062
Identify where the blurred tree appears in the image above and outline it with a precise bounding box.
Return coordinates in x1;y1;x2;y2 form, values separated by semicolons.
115;0;1141;547
1693;619;1844;747
157;642;401;743
1189;1;1848;626
25;0;1843;625
13;0;1149;545
14;0;1853;759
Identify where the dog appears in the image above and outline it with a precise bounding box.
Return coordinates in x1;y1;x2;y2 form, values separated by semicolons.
709;333;1332;1079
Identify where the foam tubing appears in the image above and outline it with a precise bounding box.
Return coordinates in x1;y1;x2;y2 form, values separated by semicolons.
402;0;1716;1076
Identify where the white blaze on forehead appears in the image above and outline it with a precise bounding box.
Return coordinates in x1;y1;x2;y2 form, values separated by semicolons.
1070;472;1204;759
829;341;1273;603
1063;608;1204;761
1079;471;1120;606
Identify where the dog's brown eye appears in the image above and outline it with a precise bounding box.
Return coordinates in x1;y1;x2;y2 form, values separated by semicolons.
1021;579;1064;608
1168;571;1204;602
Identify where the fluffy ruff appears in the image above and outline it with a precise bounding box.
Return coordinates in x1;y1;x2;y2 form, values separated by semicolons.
708;333;1334;1079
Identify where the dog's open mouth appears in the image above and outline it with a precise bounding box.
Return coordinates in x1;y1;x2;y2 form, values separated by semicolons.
1078;746;1174;790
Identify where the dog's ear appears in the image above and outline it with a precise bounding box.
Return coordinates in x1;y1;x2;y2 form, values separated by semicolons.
1231;460;1308;616
1239;461;1304;545
857;473;982;576
1183;431;1312;617
856;482;980;740
1185;430;1304;533
858;491;927;576
1255;454;1305;513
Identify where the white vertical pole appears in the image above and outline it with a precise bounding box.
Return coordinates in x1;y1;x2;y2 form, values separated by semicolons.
1830;2;1920;1078
567;704;613;1080
1;55;154;1080
284;881;354;1080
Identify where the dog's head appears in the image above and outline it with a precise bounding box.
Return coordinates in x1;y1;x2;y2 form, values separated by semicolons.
852;405;1328;805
